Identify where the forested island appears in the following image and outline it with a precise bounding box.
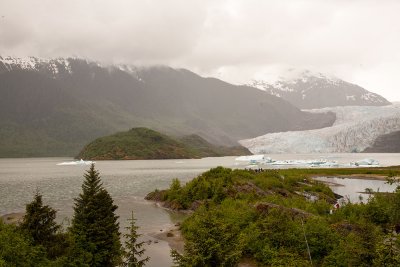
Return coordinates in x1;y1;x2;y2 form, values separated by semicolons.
147;166;400;266
77;127;251;160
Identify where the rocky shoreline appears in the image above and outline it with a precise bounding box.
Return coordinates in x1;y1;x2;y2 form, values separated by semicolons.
149;224;185;254
0;212;24;224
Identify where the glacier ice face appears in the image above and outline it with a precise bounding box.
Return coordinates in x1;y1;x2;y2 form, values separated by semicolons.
240;104;400;154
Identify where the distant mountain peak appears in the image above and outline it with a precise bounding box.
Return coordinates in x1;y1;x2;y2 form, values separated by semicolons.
247;69;390;109
0;56;335;157
0;56;77;76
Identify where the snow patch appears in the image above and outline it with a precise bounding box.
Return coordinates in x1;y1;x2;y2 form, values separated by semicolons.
0;56;73;75
346;95;356;101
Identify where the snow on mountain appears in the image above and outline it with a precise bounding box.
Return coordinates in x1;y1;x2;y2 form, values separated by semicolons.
239;104;400;154
247;70;390;109
0;56;74;75
0;56;153;83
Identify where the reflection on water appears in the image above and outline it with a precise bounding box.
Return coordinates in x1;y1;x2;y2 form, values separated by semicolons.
316;176;397;203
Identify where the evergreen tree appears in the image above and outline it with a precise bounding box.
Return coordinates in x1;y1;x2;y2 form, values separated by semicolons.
19;191;60;250
123;211;149;267
70;163;122;266
1;220;49;266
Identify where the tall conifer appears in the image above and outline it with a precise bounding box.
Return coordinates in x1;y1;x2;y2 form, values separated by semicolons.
71;163;122;266
20;191;60;250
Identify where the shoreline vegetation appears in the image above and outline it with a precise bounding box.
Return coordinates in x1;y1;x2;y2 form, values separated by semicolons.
76;127;251;160
0;164;149;266
146;166;400;266
2;165;400;266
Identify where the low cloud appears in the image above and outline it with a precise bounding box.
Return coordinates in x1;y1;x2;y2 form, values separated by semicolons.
0;0;399;100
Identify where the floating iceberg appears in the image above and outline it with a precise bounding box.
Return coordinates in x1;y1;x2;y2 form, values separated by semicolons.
235;155;266;162
236;154;273;165
57;159;95;166
311;161;339;168
237;155;339;167
351;158;379;167
270;159;337;166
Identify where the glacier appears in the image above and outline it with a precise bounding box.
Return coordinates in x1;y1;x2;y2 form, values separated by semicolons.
240;104;400;154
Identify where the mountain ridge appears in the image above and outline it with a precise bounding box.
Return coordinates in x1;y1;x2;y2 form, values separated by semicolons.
0;56;335;157
247;70;390;109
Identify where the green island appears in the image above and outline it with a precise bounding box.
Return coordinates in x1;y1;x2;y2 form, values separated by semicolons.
76;127;251;160
146;166;400;266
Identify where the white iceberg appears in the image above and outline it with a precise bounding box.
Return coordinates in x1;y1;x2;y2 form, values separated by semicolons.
235;154;265;162
236;154;274;165
351;158;379;167
269;159;339;167
57;159;95;166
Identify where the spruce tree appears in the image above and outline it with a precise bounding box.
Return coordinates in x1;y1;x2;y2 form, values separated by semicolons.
123;211;149;267
19;191;60;248
71;163;122;266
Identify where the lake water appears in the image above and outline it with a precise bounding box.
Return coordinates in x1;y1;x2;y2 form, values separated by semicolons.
0;153;399;266
316;176;398;203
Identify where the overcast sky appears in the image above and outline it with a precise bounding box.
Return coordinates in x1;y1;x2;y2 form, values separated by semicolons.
1;0;399;101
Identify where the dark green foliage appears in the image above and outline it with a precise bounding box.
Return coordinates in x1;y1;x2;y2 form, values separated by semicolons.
160;167;400;266
0;221;49;266
123;211;149;267
373;232;400;266
19;191;62;258
70;163;122;266
1;165;153;266
178;134;251;158
77;127;250;160
178;201;250;267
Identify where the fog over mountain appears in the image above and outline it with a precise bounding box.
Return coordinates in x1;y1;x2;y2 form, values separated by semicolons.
0;0;399;101
1;1;399;156
0;56;335;157
248;70;390;109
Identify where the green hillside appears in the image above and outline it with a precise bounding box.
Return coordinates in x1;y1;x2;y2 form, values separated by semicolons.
0;58;335;157
76;128;251;160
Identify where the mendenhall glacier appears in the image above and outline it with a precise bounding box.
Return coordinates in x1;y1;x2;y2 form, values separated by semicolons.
240;104;400;154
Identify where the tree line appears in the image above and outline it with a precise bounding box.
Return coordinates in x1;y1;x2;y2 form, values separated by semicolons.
0;164;149;267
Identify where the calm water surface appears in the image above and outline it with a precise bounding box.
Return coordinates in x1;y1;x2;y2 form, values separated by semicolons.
0;157;242;266
316;176;398;203
0;153;399;266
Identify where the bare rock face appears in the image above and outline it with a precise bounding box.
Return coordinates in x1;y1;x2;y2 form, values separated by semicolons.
363;131;400;153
